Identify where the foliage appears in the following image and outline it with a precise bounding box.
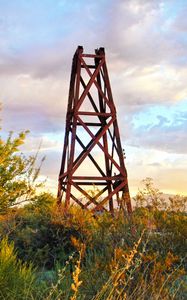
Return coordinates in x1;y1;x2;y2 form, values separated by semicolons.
70;243;85;300
134;177;187;213
0;201;186;299
168;194;187;212
0;237;36;300
0;130;44;214
134;177;167;210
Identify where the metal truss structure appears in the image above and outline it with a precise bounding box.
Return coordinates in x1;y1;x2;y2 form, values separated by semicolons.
57;46;132;215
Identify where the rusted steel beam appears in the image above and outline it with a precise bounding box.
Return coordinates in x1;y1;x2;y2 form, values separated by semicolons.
57;46;132;215
76;115;125;176
80;57;113;111
80;76;99;113
78;112;111;117
60;185;85;209
69;182;107;185
76;58;105;112
75;134;106;177
81;64;96;69
75;122;102;126
71;116;115;175
72;176;124;181
84;186;108;208
91;179;127;212
71;181;107;210
82;54;103;58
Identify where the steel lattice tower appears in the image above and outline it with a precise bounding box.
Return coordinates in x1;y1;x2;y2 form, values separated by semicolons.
57;46;132;215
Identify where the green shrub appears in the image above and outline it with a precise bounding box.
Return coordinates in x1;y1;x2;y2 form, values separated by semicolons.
0;204;82;269
0;237;36;300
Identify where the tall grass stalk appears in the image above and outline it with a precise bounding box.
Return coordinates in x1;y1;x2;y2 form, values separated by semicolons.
70;244;85;300
44;252;76;300
92;230;145;300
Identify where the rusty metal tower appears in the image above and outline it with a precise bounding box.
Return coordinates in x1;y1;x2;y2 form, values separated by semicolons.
57;46;132;215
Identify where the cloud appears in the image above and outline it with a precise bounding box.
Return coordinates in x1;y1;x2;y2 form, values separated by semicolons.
104;1;183;65
128;108;187;154
126;145;187;195
172;5;187;32
1;74;69;133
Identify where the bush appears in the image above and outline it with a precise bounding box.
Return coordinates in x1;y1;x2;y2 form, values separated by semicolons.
0;203;84;269
0;237;36;300
0;130;45;214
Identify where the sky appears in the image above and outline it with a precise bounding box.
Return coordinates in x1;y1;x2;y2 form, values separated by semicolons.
0;0;187;196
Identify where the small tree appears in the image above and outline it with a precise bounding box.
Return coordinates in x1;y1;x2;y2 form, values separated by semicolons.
168;194;187;213
0;130;44;214
134;177;166;210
